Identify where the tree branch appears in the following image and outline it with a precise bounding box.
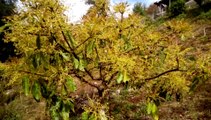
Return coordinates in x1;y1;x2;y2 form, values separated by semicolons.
72;70;102;95
144;68;180;81
94;47;104;80
19;70;48;77
60;29;74;51
84;68;101;80
144;57;181;81
75;37;91;49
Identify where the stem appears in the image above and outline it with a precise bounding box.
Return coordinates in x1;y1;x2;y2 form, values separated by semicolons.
72;70;102;95
19;70;48;77
144;68;179;81
94;47;103;80
75;37;91;49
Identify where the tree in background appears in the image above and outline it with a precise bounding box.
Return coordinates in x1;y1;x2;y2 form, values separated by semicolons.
0;0;17;17
84;0;109;20
194;0;203;6
0;0;17;62
133;2;146;16
85;0;95;5
113;2;129;22
168;0;186;16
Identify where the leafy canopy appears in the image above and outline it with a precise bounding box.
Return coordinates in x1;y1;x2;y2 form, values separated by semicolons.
1;0;211;119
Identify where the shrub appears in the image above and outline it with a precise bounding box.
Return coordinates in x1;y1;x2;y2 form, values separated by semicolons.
197;9;211;19
169;0;186;17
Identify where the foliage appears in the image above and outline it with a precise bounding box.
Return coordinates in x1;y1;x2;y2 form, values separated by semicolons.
146;101;158;120
85;0;95;5
1;0;211;119
194;0;203;6
83;0;110;21
197;9;211;19
0;0;17;18
132;2;145;16
168;0;186;17
0;107;21;120
81;99;108;120
0;0;17;62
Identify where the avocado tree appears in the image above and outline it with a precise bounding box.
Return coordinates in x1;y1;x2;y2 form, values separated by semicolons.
1;0;210;119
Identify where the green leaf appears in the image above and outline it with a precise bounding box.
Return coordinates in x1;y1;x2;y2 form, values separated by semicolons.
79;59;85;71
166;94;172;101
39;78;50;99
32;55;38;69
181;34;185;41
32;80;41;102
50;106;60;120
190;76;200;91
117;72;123;84
32;53;41;69
55;98;62;109
50;98;62;120
123;70;130;83
73;56;79;69
66;30;76;48
65;77;76;92
61;107;69;120
55;53;62;65
99;110;107;120
0;24;10;33
66;100;75;113
82;111;89;120
61;100;74;119
61;112;69;120
151;103;157;114
146;102;152;114
36;35;41;49
153;114;159;120
62;84;67;96
86;40;95;55
22;76;30;96
60;52;70;61
89;114;97;120
159;51;166;63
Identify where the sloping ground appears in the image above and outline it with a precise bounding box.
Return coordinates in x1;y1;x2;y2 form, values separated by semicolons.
0;78;49;119
0;95;49;120
158;17;211;119
159;78;211;120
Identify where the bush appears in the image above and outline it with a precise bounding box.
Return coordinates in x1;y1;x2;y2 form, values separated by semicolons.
0;106;21;120
197;9;211;19
169;0;186;17
133;2;145;16
194;0;203;6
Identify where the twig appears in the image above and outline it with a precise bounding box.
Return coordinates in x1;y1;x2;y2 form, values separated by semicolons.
19;70;48;77
60;29;74;51
75;37;91;49
144;57;181;81
72;71;101;92
94;47;103;80
144;68;179;81
84;68;101;80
